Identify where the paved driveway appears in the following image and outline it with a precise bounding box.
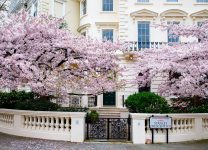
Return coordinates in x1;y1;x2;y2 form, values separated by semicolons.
0;133;208;150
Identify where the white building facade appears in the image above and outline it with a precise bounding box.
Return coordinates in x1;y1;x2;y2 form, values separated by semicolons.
78;0;208;108
9;0;208;108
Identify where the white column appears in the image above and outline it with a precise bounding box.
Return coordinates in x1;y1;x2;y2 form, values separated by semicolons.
97;94;103;108
70;112;86;142
81;95;88;107
116;92;123;108
131;113;146;144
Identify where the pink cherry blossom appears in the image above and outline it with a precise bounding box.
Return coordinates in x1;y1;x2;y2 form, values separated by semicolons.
135;21;208;98
0;11;125;97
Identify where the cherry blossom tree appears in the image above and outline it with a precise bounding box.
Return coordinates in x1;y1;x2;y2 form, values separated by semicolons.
0;11;125;98
135;21;208;98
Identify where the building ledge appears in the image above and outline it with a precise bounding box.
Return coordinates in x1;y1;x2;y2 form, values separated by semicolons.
163;2;183;5
99;11;117;14
194;3;208;5
134;2;153;5
77;23;91;32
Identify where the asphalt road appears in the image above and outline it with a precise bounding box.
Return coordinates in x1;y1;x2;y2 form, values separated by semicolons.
0;133;208;150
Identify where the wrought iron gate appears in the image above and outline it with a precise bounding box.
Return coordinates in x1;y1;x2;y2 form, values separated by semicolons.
86;118;131;141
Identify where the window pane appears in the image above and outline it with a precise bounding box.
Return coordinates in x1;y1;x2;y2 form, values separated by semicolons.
103;0;113;11
138;21;150;48
82;0;87;15
168;21;180;43
102;29;114;42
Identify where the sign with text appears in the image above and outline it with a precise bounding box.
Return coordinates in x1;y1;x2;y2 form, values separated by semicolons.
149;116;172;129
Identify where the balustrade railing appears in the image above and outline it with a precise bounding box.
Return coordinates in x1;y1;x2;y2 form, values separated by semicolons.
203;118;208;131
0;113;14;127
126;41;188;51
0;109;86;142
23;115;71;132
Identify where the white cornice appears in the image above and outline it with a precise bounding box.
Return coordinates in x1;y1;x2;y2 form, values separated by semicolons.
95;22;119;28
190;9;208;18
160;9;188;18
130;9;158;18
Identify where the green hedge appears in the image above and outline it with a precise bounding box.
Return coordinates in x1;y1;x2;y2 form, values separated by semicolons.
125;92;171;113
0;91;37;109
57;107;88;112
0;91;87;112
15;99;60;111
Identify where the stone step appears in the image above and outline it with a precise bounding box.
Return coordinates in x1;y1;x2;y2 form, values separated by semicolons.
97;108;128;111
89;107;129;118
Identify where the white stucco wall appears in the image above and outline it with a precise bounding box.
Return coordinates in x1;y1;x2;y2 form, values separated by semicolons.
79;0;208;42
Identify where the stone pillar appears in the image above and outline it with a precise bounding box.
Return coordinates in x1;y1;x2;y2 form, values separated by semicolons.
70;113;86;142
14;114;23;129
97;94;103;108
195;117;203;140
81;95;88;107
116;92;123;108
131;113;146;144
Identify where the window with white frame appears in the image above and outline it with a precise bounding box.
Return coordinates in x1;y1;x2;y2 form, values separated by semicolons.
103;0;113;11
102;29;114;42
166;0;178;2
137;0;149;2
81;0;87;16
138;21;150;48
196;0;208;3
167;21;180;43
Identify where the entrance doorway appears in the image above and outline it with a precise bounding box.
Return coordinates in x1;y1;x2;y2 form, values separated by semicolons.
103;92;116;106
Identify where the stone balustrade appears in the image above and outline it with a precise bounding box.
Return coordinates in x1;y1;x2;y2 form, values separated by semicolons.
0;109;86;142
131;113;208;144
126;41;190;51
1;109;208;144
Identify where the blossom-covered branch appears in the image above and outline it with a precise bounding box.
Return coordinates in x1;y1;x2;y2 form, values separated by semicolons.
0;11;125;97
135;21;208;98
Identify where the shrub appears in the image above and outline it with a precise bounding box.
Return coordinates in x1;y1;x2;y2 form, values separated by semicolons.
125;92;171;113
57;107;88;112
86;110;99;124
189;103;208;113
0;91;37;109
15;99;60;111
